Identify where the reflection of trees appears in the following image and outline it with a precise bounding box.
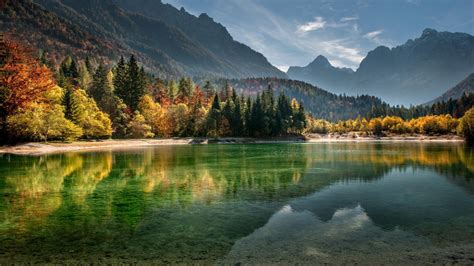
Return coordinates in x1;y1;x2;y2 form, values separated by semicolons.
0;143;473;263
0;154;82;230
307;143;473;183
0;152;112;232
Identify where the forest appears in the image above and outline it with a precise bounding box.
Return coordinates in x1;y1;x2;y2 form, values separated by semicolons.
1;36;473;144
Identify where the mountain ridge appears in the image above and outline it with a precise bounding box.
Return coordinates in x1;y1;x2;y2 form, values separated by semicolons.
427;73;474;104
287;29;474;105
1;0;285;79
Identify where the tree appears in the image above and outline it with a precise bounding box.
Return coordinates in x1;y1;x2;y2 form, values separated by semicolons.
7;102;82;142
203;80;214;99
70;89;113;139
89;64;114;112
112;98;132;138
60;55;79;81
138;95;163;136
292;102;307;134
177;77;194;102
167;80;178;101
6;86;82;142
249;94;265;136
369;118;383;136
232;97;244;136
126;56;146;110
206;93;222;137
460;107;474;144
127;111;154;138
0;38;59;142
113;55;146;110
113;56;127;102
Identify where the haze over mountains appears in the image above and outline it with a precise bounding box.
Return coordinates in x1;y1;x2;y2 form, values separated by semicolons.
288;29;474;105
428;73;474;104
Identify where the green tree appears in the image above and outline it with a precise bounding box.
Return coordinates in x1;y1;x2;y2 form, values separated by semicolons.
89;64;114;113
127;56;146;110
167;80;178;100
113;56;128;105
177;77;194;101
206;93;222;137
203;80;214;99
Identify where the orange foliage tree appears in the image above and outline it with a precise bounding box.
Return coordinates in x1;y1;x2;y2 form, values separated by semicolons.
0;36;55;117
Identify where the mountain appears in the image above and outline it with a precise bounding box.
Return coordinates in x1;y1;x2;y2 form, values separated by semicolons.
287;29;474;106
113;0;285;79
287;55;354;95
1;0;285;79
428;73;474;104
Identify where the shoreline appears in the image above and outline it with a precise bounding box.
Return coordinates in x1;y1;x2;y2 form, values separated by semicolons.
0;135;464;155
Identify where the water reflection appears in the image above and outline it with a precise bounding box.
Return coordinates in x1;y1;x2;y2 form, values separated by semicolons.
0;143;473;263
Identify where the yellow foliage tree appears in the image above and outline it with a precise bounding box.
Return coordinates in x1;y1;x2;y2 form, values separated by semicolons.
70;89;112;139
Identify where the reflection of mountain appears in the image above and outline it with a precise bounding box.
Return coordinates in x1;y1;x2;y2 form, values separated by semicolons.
220;204;431;264
0;143;473;263
221;167;474;264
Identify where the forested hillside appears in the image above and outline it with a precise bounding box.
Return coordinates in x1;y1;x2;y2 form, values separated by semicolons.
0;0;285;79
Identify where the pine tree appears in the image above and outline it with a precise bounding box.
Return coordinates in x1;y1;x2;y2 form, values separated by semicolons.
126;56;145;110
206;93;222;137
168;80;178;100
203;80;214;99
244;97;252;136
177;77;193;101
113;56;127;103
90;64;113;112
232;97;243;136
250;94;265;137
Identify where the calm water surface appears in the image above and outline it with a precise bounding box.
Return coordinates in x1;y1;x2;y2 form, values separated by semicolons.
0;143;473;264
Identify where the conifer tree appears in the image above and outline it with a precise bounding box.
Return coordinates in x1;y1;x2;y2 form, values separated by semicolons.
90;64;113;112
168;80;178;100
203;80;214;99
113;56;128;106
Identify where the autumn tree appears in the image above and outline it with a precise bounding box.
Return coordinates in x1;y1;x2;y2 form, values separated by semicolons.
0;38;80;142
70;89;113;139
459;107;474;144
127;111;154;138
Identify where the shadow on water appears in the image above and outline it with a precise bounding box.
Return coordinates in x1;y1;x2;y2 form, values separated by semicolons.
0;142;473;263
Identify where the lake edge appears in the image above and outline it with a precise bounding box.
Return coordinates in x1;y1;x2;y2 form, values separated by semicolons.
0;135;464;155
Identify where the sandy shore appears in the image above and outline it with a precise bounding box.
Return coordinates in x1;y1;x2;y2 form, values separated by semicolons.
0;135;464;155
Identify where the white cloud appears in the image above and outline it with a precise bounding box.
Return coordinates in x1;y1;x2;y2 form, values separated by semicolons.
364;30;384;40
340;16;358;22
297;17;326;34
320;39;365;66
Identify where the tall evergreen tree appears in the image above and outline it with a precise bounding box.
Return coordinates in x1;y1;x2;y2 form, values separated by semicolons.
206;93;222;136
113;56;127;105
89;64;113;112
203;80;214;99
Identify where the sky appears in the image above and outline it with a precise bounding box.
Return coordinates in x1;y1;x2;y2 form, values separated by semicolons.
162;0;473;72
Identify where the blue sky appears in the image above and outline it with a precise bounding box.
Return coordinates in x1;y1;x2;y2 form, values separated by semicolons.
163;0;473;71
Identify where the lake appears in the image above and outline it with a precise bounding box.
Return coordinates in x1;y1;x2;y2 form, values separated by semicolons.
1;143;473;264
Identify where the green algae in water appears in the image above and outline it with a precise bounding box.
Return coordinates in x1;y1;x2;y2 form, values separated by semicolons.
0;143;473;263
